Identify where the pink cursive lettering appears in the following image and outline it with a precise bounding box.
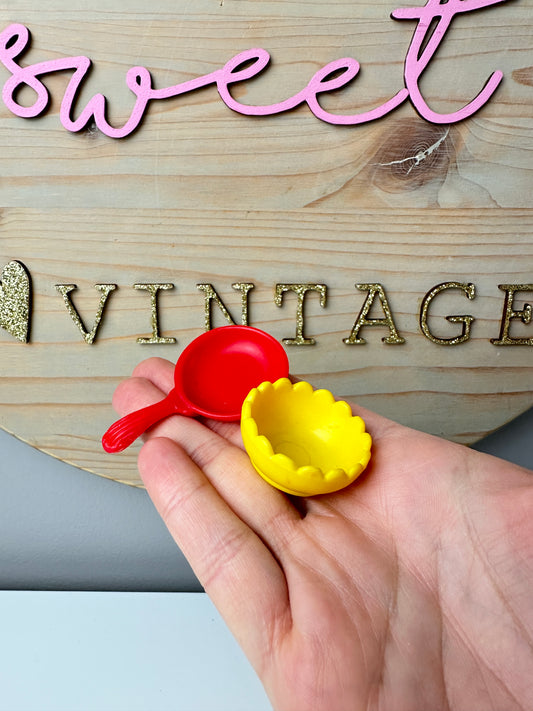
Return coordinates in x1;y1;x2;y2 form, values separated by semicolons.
0;0;509;138
393;0;507;123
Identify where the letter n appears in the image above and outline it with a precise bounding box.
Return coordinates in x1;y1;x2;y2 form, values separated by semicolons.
197;283;254;331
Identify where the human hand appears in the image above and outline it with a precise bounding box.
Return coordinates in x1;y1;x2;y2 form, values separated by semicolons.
112;357;533;711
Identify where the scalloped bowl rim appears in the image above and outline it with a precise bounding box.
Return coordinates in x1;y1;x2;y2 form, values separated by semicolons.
241;378;372;496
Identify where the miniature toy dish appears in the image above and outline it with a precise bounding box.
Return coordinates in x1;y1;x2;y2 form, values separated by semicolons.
241;378;372;497
102;325;289;453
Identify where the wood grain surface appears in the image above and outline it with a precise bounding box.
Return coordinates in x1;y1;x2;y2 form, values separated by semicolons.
0;0;531;485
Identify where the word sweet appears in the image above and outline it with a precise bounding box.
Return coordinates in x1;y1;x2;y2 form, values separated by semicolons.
0;0;509;138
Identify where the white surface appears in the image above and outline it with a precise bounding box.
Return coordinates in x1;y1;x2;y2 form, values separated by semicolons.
0;591;272;711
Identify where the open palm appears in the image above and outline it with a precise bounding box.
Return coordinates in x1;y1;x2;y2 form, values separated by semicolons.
112;357;533;711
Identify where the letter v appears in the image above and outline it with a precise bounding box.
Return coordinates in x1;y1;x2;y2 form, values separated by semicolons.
55;283;116;344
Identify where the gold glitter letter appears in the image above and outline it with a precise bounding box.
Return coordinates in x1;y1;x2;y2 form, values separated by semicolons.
491;284;533;346
274;283;327;345
197;283;254;331
0;260;31;343
134;283;177;344
343;284;405;345
419;282;475;345
55;283;116;345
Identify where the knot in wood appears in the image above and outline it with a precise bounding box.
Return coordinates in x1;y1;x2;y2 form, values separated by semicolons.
371;118;454;192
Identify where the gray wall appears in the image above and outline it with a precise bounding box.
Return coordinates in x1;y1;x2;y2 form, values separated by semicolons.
1;408;532;591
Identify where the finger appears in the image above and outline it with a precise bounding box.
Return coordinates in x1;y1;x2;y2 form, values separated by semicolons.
138;436;292;672
112;364;247;455
149;412;304;560
200;417;246;449
111;376;161;417
113;370;304;562
126;360;396;448
131;358;246;447
343;399;403;446
132;357;175;394
126;359;400;443
111;357;172;417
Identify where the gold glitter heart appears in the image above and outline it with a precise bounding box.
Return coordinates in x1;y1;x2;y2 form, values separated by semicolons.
0;261;31;343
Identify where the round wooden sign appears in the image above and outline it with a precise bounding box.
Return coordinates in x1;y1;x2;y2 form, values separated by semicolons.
0;0;531;486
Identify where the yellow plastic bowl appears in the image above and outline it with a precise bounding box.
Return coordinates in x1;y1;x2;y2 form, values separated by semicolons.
241;378;372;496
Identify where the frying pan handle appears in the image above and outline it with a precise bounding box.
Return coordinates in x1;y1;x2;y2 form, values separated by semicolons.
102;392;192;453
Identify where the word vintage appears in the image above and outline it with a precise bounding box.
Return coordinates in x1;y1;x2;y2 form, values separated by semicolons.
0;0;510;138
1;263;531;347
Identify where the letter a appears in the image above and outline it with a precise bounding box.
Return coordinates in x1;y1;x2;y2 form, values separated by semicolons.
344;284;405;345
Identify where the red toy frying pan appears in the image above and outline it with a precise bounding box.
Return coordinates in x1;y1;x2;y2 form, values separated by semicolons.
102;325;289;453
